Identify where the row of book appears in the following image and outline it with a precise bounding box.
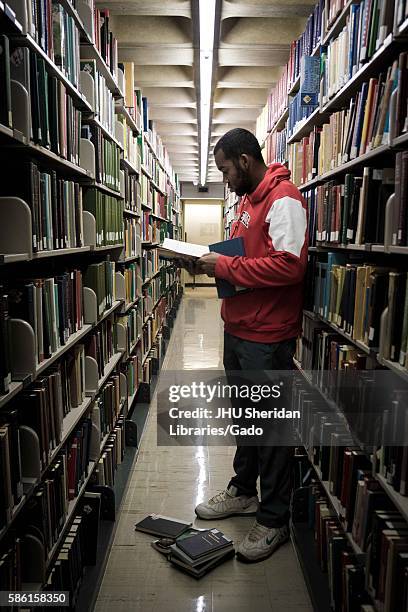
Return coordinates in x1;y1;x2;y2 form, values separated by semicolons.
83;260;115;319
287;90;318;139
123;217;141;260
3;37;81;161
7;270;84;364
1;160;84;252
80;60;115;136
140;172;153;209
44;495;101;606
310;257;407;354
123;263;141;307
257;0;406;159
0;490;102;603
0;291;183;597
142;139;167;195
86;317;116;380
121;61;142;129
142;278;162;318
92;8;119;86
304;167;395;247
298;477;408;612
320;0;397;105
30;0;81;88
119;116;141;172
123;166;141;215
91;416;125;488
141;249;160;282
117;303;142;354
265;68;288;134
264;128;287;165
2;260;115;370
83;124;121;192
124;349;142;400
151;189;167;220
293;389;408;610
90;372;123;447
142;215;171;244
288;52;405;186
287;0;323;90
0;333;126;531
322;0;348;35
83;188;124;248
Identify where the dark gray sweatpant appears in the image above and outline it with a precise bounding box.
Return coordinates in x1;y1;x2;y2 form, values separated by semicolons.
224;331;295;528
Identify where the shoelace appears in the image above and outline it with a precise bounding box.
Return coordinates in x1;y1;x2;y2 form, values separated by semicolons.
209;490;231;505
247;522;270;542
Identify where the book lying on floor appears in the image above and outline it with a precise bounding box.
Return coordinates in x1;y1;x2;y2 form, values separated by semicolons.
151;527;204;556
134;514;192;538
175;528;233;560
169;548;235;578
168;528;235;578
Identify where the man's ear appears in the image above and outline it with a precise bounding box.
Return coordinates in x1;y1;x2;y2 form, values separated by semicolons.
239;154;250;171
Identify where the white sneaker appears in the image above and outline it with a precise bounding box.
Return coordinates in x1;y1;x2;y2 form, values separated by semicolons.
195;485;259;520
235;520;289;562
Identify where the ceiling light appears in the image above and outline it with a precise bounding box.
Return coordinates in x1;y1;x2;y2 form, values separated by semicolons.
199;0;216;186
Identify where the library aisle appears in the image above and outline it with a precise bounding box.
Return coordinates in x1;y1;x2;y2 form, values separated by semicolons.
95;288;312;612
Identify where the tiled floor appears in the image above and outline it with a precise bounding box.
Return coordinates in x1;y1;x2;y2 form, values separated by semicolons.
95;288;313;612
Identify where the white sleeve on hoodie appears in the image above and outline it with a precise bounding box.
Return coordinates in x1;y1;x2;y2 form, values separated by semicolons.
265;196;307;258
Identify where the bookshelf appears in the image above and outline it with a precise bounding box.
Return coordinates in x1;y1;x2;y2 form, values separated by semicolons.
0;0;183;602
253;0;408;609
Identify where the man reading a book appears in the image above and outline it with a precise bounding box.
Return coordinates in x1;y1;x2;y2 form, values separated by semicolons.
194;128;308;562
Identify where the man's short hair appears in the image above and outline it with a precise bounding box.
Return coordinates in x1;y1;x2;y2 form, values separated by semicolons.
214;128;263;163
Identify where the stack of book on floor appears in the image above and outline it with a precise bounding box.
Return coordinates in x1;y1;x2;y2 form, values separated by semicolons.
168;527;234;578
135;514;234;578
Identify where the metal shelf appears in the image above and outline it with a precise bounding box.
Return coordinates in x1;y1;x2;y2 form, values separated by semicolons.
287;107;326;144
115;103;141;135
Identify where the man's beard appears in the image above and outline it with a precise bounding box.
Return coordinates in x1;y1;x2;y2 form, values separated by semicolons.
234;166;252;196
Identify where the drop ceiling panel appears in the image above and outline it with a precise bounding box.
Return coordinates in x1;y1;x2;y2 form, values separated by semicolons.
111;16;192;44
134;65;194;88
212;109;261;122
214;88;269;107
216;65;283;88
95;0;191;17
149;107;197;122
141;87;196;105
221;17;307;44
222;0;316;18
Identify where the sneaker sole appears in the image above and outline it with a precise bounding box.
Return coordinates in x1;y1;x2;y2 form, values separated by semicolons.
235;535;289;563
194;508;258;520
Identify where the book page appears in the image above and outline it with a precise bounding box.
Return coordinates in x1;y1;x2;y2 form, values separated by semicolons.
159;238;209;259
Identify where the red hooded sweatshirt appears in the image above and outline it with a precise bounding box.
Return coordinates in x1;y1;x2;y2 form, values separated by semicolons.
214;163;308;343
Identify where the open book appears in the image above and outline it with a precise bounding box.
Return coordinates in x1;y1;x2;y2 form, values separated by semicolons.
158;238;209;260
159;238;248;298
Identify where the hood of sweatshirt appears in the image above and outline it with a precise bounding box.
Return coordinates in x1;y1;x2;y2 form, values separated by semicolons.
246;163;291;205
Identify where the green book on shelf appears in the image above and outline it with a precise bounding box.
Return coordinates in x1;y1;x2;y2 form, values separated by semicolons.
48;76;60;156
37;57;50;149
